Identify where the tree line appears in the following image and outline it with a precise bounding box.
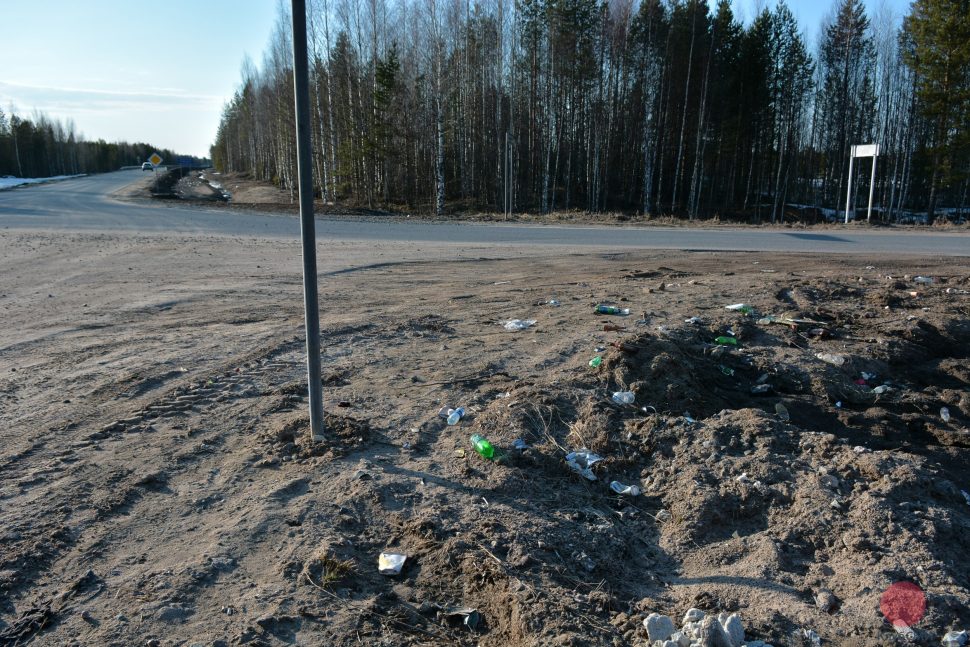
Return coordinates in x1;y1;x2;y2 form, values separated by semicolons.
0;107;179;178
211;0;970;223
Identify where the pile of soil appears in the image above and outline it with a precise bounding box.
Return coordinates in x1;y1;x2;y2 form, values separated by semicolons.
0;233;967;646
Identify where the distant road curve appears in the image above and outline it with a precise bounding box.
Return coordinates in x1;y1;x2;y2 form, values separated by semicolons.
1;170;967;256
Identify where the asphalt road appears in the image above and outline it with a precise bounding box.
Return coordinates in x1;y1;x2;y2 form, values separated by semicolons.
1;170;967;256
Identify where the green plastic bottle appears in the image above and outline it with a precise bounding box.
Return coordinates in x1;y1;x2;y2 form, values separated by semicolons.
470;434;494;459
595;304;630;315
714;336;738;346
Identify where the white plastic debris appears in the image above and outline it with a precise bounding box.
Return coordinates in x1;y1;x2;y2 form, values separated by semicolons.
941;629;968;647
611;391;635;405
643;613;676;642
685;316;703;324
914;276;934;284
378;552;407;575
816;352;846;366
719;612;744;647
609;481;641;496
565;450;603;481
503;319;536;331
698;616;735;646
893;620;916;641
940;407;951;423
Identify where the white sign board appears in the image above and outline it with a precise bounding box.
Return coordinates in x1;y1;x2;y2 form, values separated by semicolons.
845;143;880;223
851;144;879;158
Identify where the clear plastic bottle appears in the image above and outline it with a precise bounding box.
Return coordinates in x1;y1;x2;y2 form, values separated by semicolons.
612;391;635;405
447;407;465;425
816;352;846;366
940;407;951;423
470;433;494;459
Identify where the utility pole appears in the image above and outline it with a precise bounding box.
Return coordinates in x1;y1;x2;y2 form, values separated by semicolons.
291;0;325;442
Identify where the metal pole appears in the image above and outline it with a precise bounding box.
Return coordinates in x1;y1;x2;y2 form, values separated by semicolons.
504;131;509;221
867;155;877;223
292;0;325;442
845;152;855;224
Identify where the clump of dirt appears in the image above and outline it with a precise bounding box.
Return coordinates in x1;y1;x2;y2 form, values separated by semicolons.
263;412;372;460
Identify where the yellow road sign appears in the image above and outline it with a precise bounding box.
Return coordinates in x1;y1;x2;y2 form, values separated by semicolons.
149;153;163;166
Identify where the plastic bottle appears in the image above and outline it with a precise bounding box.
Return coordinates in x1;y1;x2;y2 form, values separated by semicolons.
940;407;951;423
470;434;494;459
816;352;846;366
447;407;465;425
725;304;754;314
589;356;603;368
595;304;630;315
714;336;738;346
612;391;635;405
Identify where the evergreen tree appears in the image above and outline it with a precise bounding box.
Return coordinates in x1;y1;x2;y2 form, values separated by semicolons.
902;0;970;221
817;0;876;211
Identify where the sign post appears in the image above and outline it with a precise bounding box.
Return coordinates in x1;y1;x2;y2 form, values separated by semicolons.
845;144;879;224
291;0;325;442
149;152;163;192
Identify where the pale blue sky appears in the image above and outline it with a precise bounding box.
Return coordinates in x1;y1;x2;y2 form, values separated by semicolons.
730;0;911;44
0;1;278;157
0;0;911;159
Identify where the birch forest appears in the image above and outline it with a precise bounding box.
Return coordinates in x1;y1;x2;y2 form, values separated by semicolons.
0;108;179;178
211;0;970;222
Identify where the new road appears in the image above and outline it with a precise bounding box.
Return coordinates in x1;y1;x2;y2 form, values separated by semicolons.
1;170;967;256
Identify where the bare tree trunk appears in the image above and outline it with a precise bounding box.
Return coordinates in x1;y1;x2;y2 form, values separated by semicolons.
671;7;697;214
435;96;445;215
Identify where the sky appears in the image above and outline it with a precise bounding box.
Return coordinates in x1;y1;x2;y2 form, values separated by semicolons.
730;0;911;45
1;0;911;160
0;1;278;158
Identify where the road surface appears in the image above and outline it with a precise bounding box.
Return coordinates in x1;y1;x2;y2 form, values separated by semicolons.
1;171;967;256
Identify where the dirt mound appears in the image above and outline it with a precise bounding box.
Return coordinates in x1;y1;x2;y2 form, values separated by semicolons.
2;237;968;646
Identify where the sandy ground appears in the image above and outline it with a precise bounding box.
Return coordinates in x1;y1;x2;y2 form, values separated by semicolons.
0;227;968;647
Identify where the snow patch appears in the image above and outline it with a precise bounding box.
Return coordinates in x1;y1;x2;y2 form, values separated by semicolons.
0;174;86;190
